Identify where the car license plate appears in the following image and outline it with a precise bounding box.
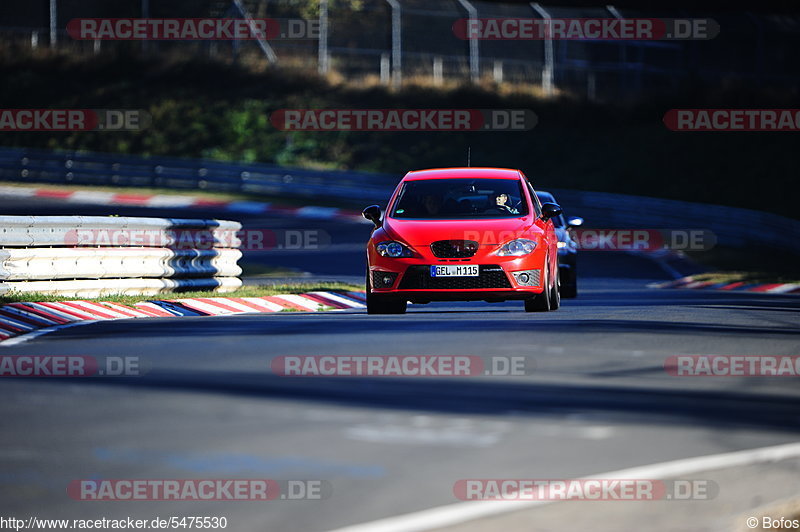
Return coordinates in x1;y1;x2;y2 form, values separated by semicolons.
430;265;479;277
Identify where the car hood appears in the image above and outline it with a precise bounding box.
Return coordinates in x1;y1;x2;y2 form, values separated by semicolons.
383;217;537;246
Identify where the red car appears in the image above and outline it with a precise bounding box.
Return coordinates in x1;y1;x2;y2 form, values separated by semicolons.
362;167;563;314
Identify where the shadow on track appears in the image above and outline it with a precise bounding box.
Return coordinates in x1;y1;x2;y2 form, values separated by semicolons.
30;369;800;434
46;313;800;341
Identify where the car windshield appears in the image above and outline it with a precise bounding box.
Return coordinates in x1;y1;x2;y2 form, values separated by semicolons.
391;178;529;219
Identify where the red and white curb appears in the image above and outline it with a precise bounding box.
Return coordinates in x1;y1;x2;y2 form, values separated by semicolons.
649;276;800;294
0;291;367;345
0;184;367;223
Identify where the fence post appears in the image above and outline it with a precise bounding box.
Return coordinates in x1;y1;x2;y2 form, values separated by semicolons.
385;0;402;89
380;53;390;84
232;0;278;62
141;0;150;53
49;0;57;47
319;0;330;74
457;0;480;82
433;56;443;85
531;3;554;96
493;60;503;83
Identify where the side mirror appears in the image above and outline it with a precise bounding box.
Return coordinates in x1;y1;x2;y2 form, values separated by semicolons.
362;205;382;228
567;216;584;228
541;202;563;220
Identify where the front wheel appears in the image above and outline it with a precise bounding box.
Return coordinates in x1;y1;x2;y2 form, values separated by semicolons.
550;267;561;310
366;272;407;314
525;265;552;312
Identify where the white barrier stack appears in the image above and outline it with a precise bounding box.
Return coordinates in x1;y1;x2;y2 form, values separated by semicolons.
0;216;243;296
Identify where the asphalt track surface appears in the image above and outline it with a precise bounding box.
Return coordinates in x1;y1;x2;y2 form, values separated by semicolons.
1;197;799;531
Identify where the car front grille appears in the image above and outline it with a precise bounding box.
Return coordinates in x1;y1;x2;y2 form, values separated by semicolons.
430;240;479;258
398;265;512;290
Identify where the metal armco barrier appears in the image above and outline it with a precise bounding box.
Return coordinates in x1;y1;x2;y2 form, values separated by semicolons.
0;215;243;296
0;147;398;203
0;248;242;280
549;189;800;255
0;215;242;247
0;147;797;255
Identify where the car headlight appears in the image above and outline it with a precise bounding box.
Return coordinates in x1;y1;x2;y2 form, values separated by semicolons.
497;238;537;256
376;241;414;258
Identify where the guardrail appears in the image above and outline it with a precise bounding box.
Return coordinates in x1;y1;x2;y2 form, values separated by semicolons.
549;189;800;255
0;146;398;203
0;215;243;297
0;146;797;255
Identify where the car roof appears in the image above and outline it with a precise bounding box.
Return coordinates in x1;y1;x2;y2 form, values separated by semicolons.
536;190;555;201
403;167;522;181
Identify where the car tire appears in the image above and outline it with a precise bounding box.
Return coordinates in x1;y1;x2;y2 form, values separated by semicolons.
550;266;561;310
525;264;552;312
561;283;578;298
366;273;407;314
560;266;578;298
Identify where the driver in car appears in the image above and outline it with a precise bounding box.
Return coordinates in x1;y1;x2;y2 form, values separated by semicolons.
495;193;519;214
422;194;443;215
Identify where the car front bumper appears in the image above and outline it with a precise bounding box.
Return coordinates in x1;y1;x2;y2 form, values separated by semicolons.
368;247;548;302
